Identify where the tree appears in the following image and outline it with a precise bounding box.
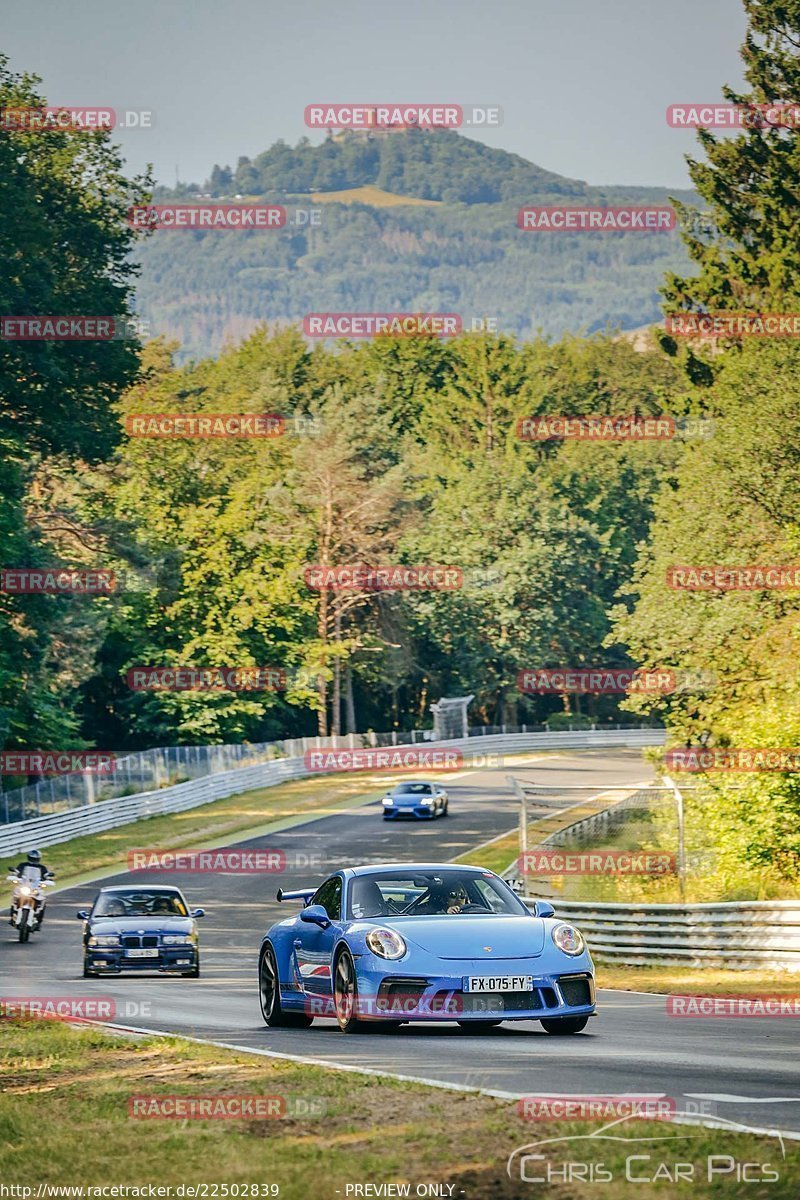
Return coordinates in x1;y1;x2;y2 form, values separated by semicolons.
0;57;148;755
664;0;800;314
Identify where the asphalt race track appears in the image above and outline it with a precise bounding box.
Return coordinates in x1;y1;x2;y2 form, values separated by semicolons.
4;749;800;1139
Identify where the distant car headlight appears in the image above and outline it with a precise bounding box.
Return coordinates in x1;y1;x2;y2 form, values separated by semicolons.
89;934;121;947
365;928;407;960
162;934;194;945
552;923;585;956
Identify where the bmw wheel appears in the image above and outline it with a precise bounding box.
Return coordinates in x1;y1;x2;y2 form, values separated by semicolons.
540;1016;590;1035
259;945;312;1028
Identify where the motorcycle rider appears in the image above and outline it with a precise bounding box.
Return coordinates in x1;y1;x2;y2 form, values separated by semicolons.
9;849;53;926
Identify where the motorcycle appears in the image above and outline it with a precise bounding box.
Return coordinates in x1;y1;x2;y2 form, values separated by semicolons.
7;872;54;942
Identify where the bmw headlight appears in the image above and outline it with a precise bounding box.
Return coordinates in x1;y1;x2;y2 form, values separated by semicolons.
365;928;407;960
89;934;121;947
552;923;585;956
163;934;194;945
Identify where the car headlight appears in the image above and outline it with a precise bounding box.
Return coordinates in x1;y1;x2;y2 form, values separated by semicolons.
162;934;194;945
382;797;394;805
89;934;121;947
552;923;585;956
365;928;407;960
419;798;434;806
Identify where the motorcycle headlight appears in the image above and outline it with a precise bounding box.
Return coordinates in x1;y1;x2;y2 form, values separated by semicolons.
365;928;407;960
18;886;32;897
89;934;121;947
162;934;194;945
552;923;585;956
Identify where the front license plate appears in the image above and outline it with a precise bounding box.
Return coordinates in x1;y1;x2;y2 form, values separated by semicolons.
125;948;159;958
463;975;534;993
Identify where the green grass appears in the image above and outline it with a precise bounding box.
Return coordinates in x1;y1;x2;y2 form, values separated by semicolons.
597;965;800;996
1;1019;798;1198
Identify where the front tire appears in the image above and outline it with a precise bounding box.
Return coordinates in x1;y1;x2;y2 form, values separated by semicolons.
259;945;312;1028
540;1015;590;1035
182;955;200;978
83;954;97;978
18;909;30;943
333;948;370;1033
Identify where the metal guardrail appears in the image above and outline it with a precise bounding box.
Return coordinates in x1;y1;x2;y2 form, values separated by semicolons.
0;720;659;822
0;727;664;858
526;898;800;971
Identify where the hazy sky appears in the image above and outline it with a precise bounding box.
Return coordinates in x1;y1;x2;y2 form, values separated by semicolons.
4;0;747;188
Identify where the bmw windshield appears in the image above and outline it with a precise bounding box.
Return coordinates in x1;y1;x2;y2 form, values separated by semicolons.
93;890;188;918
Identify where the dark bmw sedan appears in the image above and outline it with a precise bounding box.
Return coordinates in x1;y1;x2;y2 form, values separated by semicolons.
77;885;205;977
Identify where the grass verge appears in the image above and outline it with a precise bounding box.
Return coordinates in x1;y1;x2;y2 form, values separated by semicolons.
1;1018;798;1199
597;965;800;996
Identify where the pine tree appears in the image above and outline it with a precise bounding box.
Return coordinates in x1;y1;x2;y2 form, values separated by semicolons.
664;0;800;313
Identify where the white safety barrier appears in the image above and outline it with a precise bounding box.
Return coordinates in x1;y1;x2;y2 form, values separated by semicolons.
0;728;663;858
525;898;800;971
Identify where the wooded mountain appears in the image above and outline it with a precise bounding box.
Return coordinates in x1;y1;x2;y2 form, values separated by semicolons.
139;130;698;359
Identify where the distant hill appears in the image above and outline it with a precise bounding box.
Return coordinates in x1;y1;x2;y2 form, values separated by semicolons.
139;130;698;359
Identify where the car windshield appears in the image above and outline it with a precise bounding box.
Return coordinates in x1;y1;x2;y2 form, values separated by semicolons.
93;891;187;918
347;871;528;919
394;783;432;795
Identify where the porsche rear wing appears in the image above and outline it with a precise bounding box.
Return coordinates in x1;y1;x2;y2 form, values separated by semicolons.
276;887;316;904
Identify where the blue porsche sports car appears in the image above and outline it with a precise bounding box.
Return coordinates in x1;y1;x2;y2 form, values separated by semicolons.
382;780;449;819
258;863;595;1033
77;884;205;977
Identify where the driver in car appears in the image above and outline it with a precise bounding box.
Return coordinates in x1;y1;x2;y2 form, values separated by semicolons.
418;880;470;914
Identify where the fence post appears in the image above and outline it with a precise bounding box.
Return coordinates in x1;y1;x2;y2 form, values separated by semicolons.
663;774;686;902
507;775;528;875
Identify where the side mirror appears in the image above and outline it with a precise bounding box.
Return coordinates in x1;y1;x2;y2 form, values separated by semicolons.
191;908;205;918
76;910;89;920
299;903;331;929
533;900;555;919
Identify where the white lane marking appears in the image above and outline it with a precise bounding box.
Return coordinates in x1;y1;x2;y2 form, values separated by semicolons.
599;989;672;998
686;1094;800;1104
89;1020;800;1141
